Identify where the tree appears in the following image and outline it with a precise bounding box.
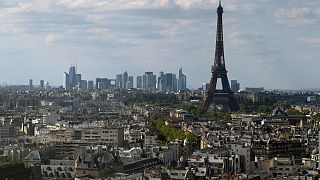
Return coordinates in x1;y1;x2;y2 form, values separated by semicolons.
239;103;247;113
258;105;270;114
223;113;232;122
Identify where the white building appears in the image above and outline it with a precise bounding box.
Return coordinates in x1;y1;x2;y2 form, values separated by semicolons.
229;143;251;173
119;147;143;164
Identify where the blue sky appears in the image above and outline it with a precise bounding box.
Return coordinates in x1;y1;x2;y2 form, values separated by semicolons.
0;0;319;89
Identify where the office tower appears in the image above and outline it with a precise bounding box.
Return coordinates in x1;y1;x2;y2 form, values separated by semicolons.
143;72;156;92
80;80;87;90
116;74;123;89
122;71;128;90
158;72;177;93
178;68;187;91
96;78;111;90
202;83;210;92
142;74;147;90
87;80;94;90
231;80;240;92
69;65;76;89
98;82;107;90
136;76;142;89
64;72;70;90
28;79;33;90
76;74;81;86
173;75;177;92
40;80;44;89
165;73;177;92
158;72;166;92
127;76;133;89
110;79;116;89
64;65;78;90
44;82;49;89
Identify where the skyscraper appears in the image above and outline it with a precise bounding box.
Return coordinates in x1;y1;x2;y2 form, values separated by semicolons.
127;76;133;89
178;68;187;91
231;80;240;92
64;72;70;90
116;74;123;89
76;74;81;87
69;65;76;89
80;80;87;90
44;81;49;89
158;72;177;93
87;80;94;90
158;72;166;92
29;79;33;90
122;71;128;90
136;76;142;89
96;78;111;90
143;72;156;92
165;73;177;92
63;65;79;90
40;80;44;90
98;82;107;90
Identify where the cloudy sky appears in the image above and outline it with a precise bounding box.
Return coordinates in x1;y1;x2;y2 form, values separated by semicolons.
0;0;319;89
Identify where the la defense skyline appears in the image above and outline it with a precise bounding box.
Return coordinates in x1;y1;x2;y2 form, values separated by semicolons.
63;65;187;92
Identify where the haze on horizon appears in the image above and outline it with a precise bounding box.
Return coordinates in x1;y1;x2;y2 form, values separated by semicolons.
0;0;319;90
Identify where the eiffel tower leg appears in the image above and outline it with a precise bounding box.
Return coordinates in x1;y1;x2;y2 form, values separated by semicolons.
203;76;217;111
221;74;231;93
229;95;239;111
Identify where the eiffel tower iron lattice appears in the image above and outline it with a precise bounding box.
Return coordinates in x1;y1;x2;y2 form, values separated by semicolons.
202;0;239;112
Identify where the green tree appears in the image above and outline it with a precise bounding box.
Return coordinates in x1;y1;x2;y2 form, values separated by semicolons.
257;105;270;114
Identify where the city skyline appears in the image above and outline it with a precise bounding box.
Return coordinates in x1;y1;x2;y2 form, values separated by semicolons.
62;65;187;92
0;0;319;89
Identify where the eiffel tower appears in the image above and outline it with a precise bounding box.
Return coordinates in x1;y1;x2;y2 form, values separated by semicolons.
203;0;239;112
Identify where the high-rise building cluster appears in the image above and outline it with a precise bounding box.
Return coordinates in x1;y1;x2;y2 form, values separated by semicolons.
137;68;187;92
115;71;134;90
63;65;187;92
25;79;48;90
64;65;85;90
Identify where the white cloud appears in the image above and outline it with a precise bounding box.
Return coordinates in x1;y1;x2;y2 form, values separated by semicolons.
87;28;108;35
224;1;258;14
274;7;319;26
228;31;266;46
45;34;60;43
56;0;217;10
56;0;96;9
6;1;52;14
6;3;33;14
86;14;106;22
297;37;320;46
275;7;310;18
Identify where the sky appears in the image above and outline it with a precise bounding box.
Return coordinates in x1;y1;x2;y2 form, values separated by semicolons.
0;0;319;89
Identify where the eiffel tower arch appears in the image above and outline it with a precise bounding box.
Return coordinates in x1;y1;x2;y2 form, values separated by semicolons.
202;0;239;112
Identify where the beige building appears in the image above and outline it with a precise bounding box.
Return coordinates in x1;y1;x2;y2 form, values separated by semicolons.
80;127;124;147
